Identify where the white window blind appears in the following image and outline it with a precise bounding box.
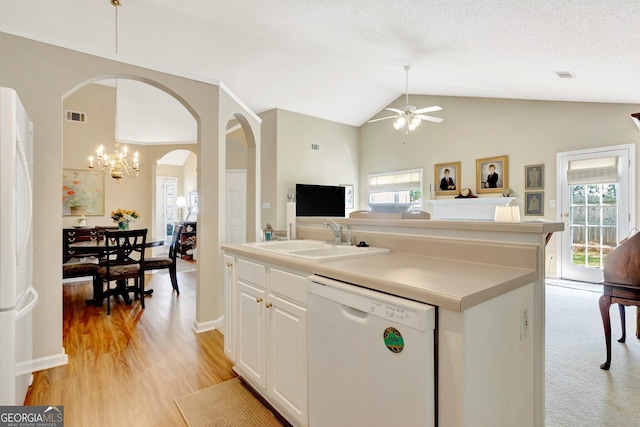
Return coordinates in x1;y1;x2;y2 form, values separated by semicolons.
368;169;422;193
567;156;619;185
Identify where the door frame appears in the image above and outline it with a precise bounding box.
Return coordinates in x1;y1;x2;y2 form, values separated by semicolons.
556;143;636;281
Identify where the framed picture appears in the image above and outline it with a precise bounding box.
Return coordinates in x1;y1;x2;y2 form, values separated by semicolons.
476;155;509;194
434;161;461;195
525;191;544;216
187;191;198;220
525;164;544;190
62;169;105;216
340;184;354;209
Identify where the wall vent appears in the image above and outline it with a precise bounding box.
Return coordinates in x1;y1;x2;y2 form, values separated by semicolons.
311;143;320;151
65;110;86;123
554;71;575;79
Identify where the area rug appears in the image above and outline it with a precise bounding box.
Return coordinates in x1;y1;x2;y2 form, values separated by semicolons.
175;378;285;427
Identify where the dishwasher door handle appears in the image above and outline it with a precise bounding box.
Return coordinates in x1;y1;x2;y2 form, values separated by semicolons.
340;304;369;322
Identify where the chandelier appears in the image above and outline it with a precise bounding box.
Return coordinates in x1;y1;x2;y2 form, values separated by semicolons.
88;0;140;182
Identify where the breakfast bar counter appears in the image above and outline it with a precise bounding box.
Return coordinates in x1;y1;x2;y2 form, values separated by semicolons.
222;219;563;427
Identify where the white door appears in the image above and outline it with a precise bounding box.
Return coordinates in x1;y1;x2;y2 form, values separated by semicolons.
155;176;178;245
236;281;266;388
226;170;247;244
557;145;635;282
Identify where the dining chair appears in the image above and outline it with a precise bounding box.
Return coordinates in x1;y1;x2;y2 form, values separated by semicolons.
95;229;147;315
144;224;182;295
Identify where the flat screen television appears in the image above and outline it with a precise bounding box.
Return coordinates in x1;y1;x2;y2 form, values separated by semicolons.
296;184;345;217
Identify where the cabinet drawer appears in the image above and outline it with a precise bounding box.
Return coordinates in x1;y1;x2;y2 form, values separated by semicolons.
237;259;266;288
270;268;307;305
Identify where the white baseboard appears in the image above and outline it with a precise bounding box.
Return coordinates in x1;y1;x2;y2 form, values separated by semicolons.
191;315;224;334
23;348;69;374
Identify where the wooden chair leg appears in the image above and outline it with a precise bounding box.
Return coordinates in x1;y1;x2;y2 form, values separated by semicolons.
139;276;145;309
169;267;180;294
599;294;612;370
618;304;626;343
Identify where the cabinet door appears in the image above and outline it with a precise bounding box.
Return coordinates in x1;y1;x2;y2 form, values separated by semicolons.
268;293;308;426
236;281;267;389
223;255;236;361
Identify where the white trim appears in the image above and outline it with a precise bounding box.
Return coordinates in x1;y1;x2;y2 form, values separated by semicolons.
191;315;224;334
219;81;262;124
23;348;69;374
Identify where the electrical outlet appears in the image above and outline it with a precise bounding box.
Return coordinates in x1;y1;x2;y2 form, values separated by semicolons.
520;308;529;340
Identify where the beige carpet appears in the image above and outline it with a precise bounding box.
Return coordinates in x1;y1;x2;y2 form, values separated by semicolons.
546;283;640;426
175;378;285;427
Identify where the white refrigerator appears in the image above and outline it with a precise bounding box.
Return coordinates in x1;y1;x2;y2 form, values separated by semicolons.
0;87;38;405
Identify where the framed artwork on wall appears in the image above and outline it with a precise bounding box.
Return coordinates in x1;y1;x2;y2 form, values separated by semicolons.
434;161;461;196
525;191;544;216
62;169;105;216
476;155;508;194
340;184;354;209
525;164;544;190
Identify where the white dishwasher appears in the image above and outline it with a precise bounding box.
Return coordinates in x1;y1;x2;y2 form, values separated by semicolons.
307;275;436;427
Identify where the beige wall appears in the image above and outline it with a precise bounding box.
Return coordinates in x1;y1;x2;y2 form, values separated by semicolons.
260;108;360;231
362;95;640;277
0;32;260;364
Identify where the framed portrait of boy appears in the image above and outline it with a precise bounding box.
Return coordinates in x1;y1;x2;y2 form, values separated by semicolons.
434;161;461;196
525;191;544;216
476;155;508;194
525;164;544;190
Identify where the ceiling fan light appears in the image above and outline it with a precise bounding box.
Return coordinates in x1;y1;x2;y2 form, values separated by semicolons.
408;122;417;131
411;117;421;127
393;117;406;130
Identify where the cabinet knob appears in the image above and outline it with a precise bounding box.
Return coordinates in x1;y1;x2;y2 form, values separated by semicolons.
256;297;263;303
266;302;273;308
226;262;233;267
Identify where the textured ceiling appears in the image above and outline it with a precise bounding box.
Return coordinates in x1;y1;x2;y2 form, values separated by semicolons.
2;1;639;138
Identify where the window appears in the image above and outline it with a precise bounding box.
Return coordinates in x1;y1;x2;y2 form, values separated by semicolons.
368;168;423;209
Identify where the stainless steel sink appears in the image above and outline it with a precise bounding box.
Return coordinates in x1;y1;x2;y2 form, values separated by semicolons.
243;240;390;261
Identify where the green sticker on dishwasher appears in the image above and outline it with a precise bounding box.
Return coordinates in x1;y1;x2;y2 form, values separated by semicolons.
383;327;404;353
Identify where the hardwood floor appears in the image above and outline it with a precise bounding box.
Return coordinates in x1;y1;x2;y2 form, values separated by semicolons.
25;261;237;426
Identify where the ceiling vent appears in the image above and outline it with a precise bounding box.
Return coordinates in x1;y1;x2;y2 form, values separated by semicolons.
65;110;86;123
311;143;320;151
554;71;575;79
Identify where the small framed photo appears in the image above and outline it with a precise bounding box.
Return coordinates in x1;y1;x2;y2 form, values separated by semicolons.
525;191;544;216
340;184;354;209
476;155;508;194
434;161;461;195
525;164;544;190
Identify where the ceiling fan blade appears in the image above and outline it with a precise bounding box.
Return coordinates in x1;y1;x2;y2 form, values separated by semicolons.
384;107;404;114
415;114;444;123
367;115;399;123
413;106;442;114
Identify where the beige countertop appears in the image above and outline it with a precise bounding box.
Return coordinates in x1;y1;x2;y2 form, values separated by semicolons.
221;243;538;312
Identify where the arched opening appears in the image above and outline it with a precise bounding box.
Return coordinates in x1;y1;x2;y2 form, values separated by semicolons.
225;113;258;244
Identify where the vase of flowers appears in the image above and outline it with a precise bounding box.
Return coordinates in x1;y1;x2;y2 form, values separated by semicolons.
111;208;139;230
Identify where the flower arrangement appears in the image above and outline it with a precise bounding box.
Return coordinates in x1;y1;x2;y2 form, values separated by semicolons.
110;209;140;230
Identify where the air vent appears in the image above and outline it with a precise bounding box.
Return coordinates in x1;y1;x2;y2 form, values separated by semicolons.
554;71;575;79
311;143;320;151
65;110;86;123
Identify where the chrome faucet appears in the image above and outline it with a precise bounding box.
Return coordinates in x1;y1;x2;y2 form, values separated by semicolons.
323;219;342;244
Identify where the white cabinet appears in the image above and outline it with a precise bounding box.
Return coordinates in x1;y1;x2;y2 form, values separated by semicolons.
223;255;236;361
227;256;309;426
267;269;308;426
235;258;267;388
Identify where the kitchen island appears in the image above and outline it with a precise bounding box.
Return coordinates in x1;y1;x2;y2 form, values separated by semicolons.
222;218;562;427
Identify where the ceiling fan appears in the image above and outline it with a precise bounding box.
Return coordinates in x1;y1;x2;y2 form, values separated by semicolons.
368;65;443;133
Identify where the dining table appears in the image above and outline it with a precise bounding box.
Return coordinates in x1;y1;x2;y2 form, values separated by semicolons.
69;235;166;306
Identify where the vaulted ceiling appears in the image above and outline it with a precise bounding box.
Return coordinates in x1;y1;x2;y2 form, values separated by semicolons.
3;1;639;143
